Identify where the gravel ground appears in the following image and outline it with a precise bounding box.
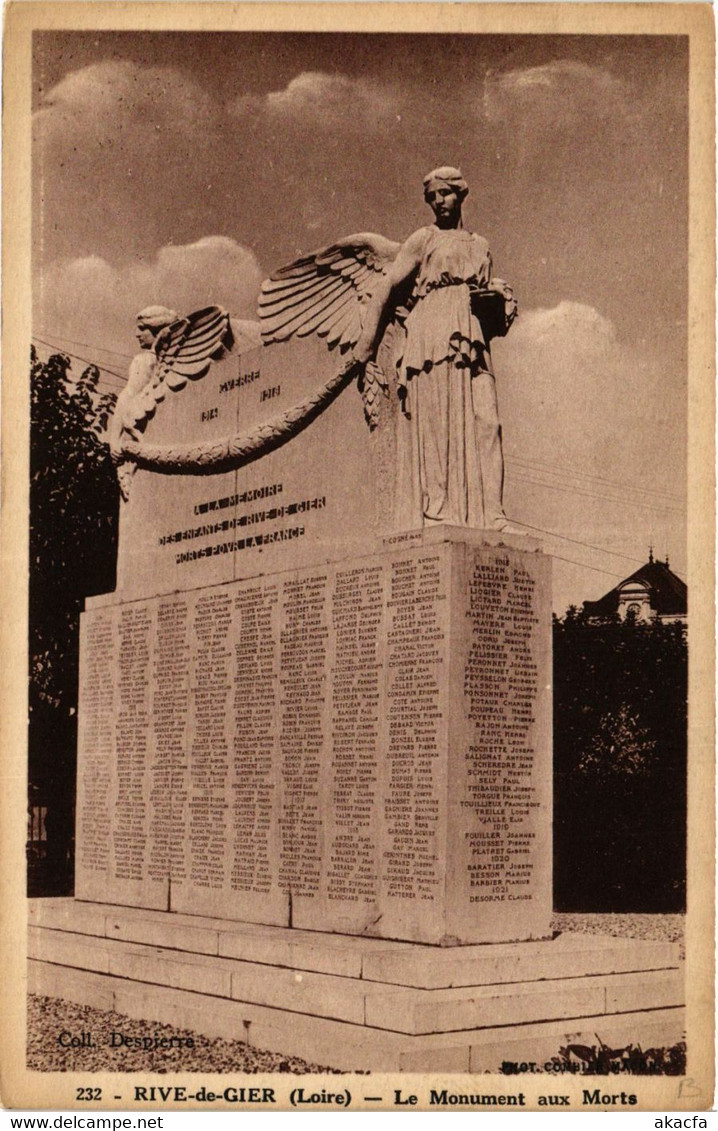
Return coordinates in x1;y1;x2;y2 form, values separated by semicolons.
552;912;685;960
27;913;684;1074
27;995;340;1074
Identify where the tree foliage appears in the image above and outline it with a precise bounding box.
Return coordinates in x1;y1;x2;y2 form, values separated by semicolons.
577;703;657;782
553;610;687;912
29;347;119;890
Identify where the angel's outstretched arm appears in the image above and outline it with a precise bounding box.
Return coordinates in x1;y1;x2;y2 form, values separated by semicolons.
353;230;426;365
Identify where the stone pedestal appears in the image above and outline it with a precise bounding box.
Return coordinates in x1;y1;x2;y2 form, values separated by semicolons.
29;899;684;1073
49;512;684;1072
76;529;551;946
37;524;687;1070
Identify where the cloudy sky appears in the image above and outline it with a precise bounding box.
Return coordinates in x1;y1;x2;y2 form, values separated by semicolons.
32;31;688;611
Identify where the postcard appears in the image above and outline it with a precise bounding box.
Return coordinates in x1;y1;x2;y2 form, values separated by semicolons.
1;2;714;1114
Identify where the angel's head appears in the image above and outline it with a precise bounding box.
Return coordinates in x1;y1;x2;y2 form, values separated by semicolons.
136;306;178;350
423;166;468;228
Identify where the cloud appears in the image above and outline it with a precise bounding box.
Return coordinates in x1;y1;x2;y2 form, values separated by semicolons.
493;299;685;606
35;237;264;358
34;61;217;148
483;59;627;130
32;60;233;271
499;300;667;449
35;60;218;137
33;58;402;273
234;71;398;132
511;300;617;352
494;299;684;535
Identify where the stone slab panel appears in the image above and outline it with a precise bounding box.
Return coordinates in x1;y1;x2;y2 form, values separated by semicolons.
75;606;118;905
285;546;454;941
366;970;684;1036
108;947;233;998
219;930;365;978
361;937;680;989
31;924;366;1028
75;601;168;911
364;544;452;942
444;539;553;943
285;558;387;936
230;963;367;1024
33;924;679;1039
105;915;220;956
364;978;607;1035
602;970;684;1013
37;898;283;951
29;897;254;955
169;583;288;926
28;902;680;988
32;922;253;995
31;897;389;977
28;898;109;936
28;960;117;1014
28;926;113;974
115;335;385;603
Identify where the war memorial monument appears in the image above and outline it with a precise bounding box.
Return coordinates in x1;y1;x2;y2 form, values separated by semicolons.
28;169;684;1072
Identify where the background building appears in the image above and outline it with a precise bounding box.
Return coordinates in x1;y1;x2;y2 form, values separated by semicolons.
583;550;687;624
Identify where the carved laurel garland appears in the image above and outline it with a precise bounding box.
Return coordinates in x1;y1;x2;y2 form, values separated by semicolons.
119;363;358;473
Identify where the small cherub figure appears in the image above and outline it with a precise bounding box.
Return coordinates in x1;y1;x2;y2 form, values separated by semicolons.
107;306;178;463
106;304;233;499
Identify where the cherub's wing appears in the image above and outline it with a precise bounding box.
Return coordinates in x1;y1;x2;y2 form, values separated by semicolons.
259;233;401;354
153;306;234;394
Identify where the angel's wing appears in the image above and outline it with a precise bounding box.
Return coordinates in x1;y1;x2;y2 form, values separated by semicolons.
153;306;234;393
259;233;401;354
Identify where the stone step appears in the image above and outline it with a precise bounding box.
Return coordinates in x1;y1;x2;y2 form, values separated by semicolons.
29;924;683;1035
360;935;678;989
29;898;680;988
29;959;685;1074
366;970;682;1036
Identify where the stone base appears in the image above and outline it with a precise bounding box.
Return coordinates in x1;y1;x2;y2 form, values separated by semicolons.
28;899;684;1073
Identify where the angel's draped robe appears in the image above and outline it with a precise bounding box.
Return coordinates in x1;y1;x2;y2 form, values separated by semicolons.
106;350;158;500
394;225;507;530
108;351;158;444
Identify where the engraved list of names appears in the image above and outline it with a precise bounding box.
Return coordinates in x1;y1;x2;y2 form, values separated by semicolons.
449;544;552;942
77;537;551;943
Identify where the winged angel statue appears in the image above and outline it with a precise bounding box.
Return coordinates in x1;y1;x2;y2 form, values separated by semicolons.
259;165;518;530
109;167;517;530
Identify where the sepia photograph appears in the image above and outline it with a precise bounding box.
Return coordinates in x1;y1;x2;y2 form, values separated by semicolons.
1;1;714;1114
